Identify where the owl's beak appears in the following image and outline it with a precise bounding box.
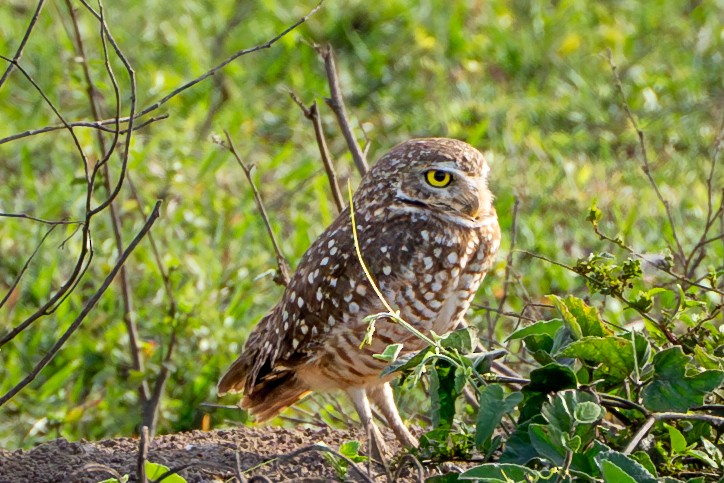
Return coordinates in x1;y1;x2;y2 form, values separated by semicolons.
468;177;491;220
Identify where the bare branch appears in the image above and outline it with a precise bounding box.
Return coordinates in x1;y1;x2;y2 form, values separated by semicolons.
0;200;161;407
491;196;519;338
289;92;345;212
318;45;369;176
81;1;324;128
686;116;724;276
242;443;375;483
74;463;127;482
624;411;724;455
0;0;46;88
0;114;168;145
137;425;150;483
591;221;724;296
517;249;681;344
0;54;90;172
608;51;686;269
67;0;150;403
392;454;424;483
0;2;321;146
223;131;291;286
0;213;82;225
0;225;57;310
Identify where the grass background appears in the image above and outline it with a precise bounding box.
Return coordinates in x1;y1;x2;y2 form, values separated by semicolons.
0;0;721;449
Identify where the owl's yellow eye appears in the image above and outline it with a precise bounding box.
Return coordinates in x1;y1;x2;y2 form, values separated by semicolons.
425;170;452;188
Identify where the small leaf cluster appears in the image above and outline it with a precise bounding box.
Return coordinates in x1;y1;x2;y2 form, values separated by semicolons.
384;267;724;481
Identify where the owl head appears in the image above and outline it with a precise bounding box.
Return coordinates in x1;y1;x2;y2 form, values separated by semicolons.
356;138;494;224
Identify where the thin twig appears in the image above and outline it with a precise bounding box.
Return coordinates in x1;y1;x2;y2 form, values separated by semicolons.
591;223;724;296
517;249;680;344
317;45;368;176
0;225;57;310
67;0;150;403
79;0;136;216
393;454;424;483
242;444;374;483
623;411;724;454
0;114;168;145
0;221;92;348
75;463;126;481
0;201;161;407
0;54;90;171
0;0;46;88
608;51;686;268
686;116;724;276
289;92;345;212
0;213;83;225
78;1;324;129
472;304;537;323
0;2;320;146
126;176;180;435
600;394;648;415
223;131;291;286
138;425;150;483
491;196;519;338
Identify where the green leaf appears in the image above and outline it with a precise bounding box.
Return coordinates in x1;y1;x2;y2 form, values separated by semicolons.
527;363;578;393
430;362;459;429
144;461;187;483
693;346;724;371
517;364;578;424
97;477;129;483
454;365;470;394
528;423;566;465
380;346;432;378
540;390;601;449
440;326;477;352
566;434;582;453
685;449;718;468
372;343;403;362
549;295;583;339
426;474;461;483
664;423;689;454
522;335;556;364
499;419;541;465
596;451;657;483
631;451;658;477
506;319;564;341
587;202;602;225
459;463;539;481
339;440;366;463
642;347;724;412
550;294;611;338
558;336;635;385
475;384;523;449
601;460;637;483
575;401;605;424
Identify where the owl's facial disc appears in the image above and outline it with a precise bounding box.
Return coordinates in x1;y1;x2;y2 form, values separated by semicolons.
395;163;492;222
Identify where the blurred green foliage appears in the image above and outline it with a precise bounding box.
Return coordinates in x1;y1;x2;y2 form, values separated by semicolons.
0;0;721;450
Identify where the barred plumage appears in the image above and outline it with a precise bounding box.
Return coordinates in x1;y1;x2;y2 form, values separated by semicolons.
219;138;500;450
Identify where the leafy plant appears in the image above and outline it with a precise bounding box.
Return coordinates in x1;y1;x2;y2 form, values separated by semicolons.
322;440;367;480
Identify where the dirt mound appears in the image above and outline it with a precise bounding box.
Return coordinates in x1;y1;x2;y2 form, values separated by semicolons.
0;426;412;482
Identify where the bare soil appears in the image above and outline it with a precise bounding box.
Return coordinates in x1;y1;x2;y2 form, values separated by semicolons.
0;426;422;482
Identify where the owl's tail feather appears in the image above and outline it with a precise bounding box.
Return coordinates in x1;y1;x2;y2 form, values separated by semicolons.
242;371;311;421
217;353;251;395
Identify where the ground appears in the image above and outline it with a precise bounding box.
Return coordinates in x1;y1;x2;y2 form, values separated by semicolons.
0;426;425;482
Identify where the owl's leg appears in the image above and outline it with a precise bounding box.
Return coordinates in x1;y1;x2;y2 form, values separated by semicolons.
346;387;389;460
367;382;418;448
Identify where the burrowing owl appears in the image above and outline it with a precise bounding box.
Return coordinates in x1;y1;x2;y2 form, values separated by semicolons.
218;138;500;451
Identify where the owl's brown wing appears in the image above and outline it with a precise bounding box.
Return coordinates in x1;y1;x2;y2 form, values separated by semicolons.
217;212;357;417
